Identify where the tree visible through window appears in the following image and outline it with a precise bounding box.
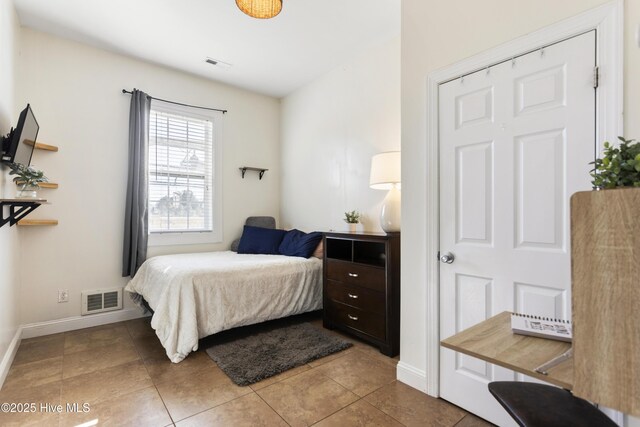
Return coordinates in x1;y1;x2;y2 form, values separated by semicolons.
148;103;215;233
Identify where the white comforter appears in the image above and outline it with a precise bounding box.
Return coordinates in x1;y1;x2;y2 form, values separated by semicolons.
125;251;323;363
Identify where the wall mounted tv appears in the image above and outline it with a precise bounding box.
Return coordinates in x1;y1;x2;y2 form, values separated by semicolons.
1;104;39;166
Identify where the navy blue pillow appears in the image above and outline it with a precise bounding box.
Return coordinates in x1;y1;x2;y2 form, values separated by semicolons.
279;229;323;258
237;226;286;255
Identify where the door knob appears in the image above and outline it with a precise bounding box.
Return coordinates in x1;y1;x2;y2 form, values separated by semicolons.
440;252;455;264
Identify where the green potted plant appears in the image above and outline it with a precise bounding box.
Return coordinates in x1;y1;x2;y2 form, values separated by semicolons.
590;137;640;189
344;210;360;233
578;136;640;249
9;162;48;198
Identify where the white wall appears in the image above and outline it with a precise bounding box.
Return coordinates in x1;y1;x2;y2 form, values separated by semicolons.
280;36;400;232
401;0;640;401
0;0;21;384
15;28;281;324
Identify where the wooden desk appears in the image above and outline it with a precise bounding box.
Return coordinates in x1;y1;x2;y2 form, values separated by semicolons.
441;311;573;390
442;189;640;416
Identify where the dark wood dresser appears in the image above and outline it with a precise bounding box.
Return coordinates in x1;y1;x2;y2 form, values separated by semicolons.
322;231;400;356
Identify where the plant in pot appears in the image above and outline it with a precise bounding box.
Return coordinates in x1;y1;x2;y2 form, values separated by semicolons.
344;210;361;233
590;137;640;189
9;163;48;198
583;136;640;242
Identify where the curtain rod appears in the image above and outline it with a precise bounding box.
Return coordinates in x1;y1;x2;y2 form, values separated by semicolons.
121;89;227;114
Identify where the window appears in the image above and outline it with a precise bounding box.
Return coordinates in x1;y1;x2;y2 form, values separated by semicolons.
147;101;222;246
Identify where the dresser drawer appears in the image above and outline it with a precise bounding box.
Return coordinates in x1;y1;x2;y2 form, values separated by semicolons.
326;280;385;315
327;301;386;341
325;260;385;292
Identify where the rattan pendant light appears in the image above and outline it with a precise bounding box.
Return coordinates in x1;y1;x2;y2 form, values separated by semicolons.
236;0;283;19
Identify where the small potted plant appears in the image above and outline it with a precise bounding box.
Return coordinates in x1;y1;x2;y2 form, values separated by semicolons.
590;137;640;189
9;163;48;198
580;136;640;243
344;210;360;233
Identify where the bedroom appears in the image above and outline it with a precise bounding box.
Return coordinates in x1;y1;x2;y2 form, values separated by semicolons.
0;0;639;426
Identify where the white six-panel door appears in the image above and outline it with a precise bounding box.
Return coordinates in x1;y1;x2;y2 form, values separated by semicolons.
439;31;596;426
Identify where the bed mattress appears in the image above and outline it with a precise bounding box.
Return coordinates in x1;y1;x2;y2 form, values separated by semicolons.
125;251;323;362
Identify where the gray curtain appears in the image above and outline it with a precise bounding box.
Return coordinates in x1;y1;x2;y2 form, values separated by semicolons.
122;89;151;278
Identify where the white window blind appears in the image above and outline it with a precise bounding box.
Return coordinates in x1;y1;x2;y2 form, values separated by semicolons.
148;104;215;234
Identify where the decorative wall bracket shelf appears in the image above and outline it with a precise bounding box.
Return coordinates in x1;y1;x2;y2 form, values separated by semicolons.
239;166;268;180
0;199;46;228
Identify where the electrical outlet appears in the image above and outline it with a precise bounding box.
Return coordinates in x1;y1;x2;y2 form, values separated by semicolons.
58;290;69;303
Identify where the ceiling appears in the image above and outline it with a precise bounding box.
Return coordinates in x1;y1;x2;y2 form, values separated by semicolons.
13;0;400;98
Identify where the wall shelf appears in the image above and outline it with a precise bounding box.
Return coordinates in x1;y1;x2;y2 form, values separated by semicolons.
17;219;58;226
35;142;58;152
0;199;47;228
16;182;59;189
1;139;59;227
239;166;268;180
23;139;59;152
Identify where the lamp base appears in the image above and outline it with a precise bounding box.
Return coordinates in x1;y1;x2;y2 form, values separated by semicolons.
380;186;401;233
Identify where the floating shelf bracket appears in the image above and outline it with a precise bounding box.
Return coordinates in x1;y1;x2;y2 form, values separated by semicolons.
239;166;268;180
0;199;46;228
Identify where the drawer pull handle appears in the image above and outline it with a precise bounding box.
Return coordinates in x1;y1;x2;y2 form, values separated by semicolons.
348;314;359;321
348;293;359;299
348;273;359;278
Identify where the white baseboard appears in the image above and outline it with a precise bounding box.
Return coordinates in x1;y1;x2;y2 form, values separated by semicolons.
21;307;147;339
397;361;429;394
0;326;23;390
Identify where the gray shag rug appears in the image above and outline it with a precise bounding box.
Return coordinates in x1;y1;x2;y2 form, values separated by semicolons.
205;321;352;386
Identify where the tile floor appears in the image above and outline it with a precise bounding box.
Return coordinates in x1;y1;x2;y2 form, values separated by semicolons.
0;315;494;426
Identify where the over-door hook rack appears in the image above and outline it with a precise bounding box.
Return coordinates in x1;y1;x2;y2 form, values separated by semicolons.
239;167;268;180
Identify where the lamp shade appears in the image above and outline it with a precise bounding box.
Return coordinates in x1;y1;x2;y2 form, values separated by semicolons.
369;151;401;190
236;0;282;19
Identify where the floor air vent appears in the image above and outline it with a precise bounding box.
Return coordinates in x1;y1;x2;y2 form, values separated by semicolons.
81;288;123;315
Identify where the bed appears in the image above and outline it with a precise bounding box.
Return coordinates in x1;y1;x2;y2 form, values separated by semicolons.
125;250;323;363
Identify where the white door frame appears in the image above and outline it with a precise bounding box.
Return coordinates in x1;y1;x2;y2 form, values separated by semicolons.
423;0;623;398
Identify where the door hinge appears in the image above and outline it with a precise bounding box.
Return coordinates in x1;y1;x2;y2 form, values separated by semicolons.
593;66;599;89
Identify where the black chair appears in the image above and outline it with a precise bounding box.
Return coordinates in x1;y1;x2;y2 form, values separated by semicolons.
488;382;618;427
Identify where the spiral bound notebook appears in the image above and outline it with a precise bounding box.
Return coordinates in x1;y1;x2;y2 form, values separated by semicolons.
510;312;573;342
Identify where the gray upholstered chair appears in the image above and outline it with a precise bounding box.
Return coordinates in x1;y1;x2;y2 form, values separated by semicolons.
230;216;276;251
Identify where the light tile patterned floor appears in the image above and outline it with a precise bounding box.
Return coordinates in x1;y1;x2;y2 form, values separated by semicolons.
0;314;494;426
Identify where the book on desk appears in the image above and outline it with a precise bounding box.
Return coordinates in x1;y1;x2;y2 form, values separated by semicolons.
510;312;572;343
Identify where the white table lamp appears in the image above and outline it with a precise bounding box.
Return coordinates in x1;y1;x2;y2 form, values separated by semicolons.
370;151;401;233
